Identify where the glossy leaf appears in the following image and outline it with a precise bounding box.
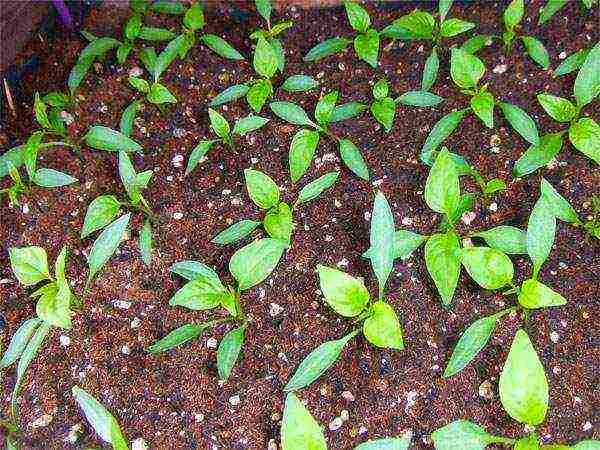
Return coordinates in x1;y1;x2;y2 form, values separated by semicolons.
396;90;443;107
246;79;273;112
281;393;327;450
138;26;176;41
504;0;524;30
217;325;246;381
233;115;269;135
201;34;244;60
537;94;577;122
330;101;368;122
450;48;485;89
422;48;439;91
355;436;412;450
345;0;370;32
425;231;461;306
499;102;539;145
370;192;395;296
363;301;404;350
0;318;41;368
84;126;142;153
470;91;495;128
120;99;142;137
281;75;319;92
289;129;320;183
183;3;204;30
339;138;369;180
440;19;475;37
34;168;77;187
526;199;556;278
421;109;468;161
538;0;568;25
472;226;527;254
270;101;314;127
396;11;435;39
553;49;590;77
210;84;249;106
254;37;278;78
147;82;177;104
569;117;600;164
264;202;293;244
371;98;396;132
432;420;512;450
87;213;131;281
425;148;460;218
354;29;379;68
317;265;369;317
460;247;514;290
315;91;339;126
229;238;285;290
296;171;339;205
171;260;220;282
304;37;351;62
255;0;272;23
540;178;580;223
244;169;280;209
208;108;230;139
573;42;600;107
522;36;550;69
518;279;567;309
169;275;226;311
9;246;50;286
185;140;217;176
153;34;185;82
212;220;261;245
513;132;563;177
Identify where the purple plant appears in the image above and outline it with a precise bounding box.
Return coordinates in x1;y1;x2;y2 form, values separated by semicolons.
52;0;74;29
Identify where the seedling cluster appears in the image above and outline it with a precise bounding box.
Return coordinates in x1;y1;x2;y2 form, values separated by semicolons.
0;0;598;449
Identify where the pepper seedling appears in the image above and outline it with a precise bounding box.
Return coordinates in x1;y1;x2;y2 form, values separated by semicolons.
514;42;600;176
211;169;339;247
147;237;287;381
269;92;370;181
538;0;597;26
283;192;404;392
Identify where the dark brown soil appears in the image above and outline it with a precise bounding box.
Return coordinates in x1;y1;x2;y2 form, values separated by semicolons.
1;1;599;449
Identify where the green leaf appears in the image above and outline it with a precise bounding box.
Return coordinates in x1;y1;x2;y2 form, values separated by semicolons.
330;102;368;122
87;214;131;281
504;0;524;31
81;198;119;238
33;168;77;187
42;91;70;107
233;114;269;135
212;220;261;245
118;150;141;203
68;37;120;93
171;260;220;282
210;84;249;107
33;93;51;129
317;265;369;317
124;13;142;40
169;272;226;310
255;0;272;23
499;329;549;425
513;132;563;177
540;178;580;223
573;42;600;107
138;26;177;41
304;37;351;62
264;202;293;244
185;140;217;176
460;247;514;289
363;300;404;350
281;75;319;92
208;108;230;139
339;138;369;180
526;199;556;278
421;109;468;161
139;47;157;74
396;90;443;107
354;29;379;68
391;230;426;259
147;82;177;104
139;220;152;266
296;171;339;205
569;117;600;164
217;325;246;381
314;91;339;126
183;3;204;30
461;34;494;54
0;318;41;368
443;309;511;378
553;48;590;77
537;94;577;122
9;246;50;286
518;279;567;309
151;0;185;14
371;98;396;132
370;191;395;297
284;330;359;391
483;178;507;194
270;101;314;127
153;34;184;82
253;37;278;78
499;102;539;145
439;0;454;22
440;18;475;37
521;36;550;69
573;441;600;450
36;278;71;329
244;168;280;209
514;433;540;450
345;0;370;32
450;48;485;89
425;231;461;306
147;321;216;354
355;436;412;450
472;226;527;254
470;91;495;128
538;0;568;25
72;386;128;449
425;148;460;218
120;99;142;137
396;10;435;39
281;393;327;450
422;48;439;91
84;126;142;153
432;420;511;450
201;34;244;60
372;79;389;99
289;129;320;182
229;238;285;290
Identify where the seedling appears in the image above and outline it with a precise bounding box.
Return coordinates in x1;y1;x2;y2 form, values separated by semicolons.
383;0;476;90
304;0;391;68
553;46;593;78
185;109;270;175
421;48;541;165
81;151;155;294
582;195;600;239
211;169;339;247
269;92;370;181
514;43;600;176
538;0;597;26
147;238;287;381
500;0;550;69
434;330;599;450
284;192;404;392
281;392;412;450
367;77;443;132
210;0;318;113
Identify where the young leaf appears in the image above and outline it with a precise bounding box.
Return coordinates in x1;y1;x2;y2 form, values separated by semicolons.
138;27;176;41
217;325;246;381
514;433;539;450
281;75;319;92
461;34;493;54
518;279;567;309
345;0;371;33
201;34;244;60
304;37;351;62
139;47;158;74
538;0;568;25
513;132;563;177
355;436;412;450
289;129;320;183
499;329;549;425
521;36;550;69
569;117;600;164
440;19;475;37
208;108;230;139
284;330;359;391
210;84;249;106
339;138;370;180
254;37;278;79
317;265;369;317
268;37;285;72
425;231;461;306
171;260;221;282
422;48;439;91
36;281;71;329
153;34;185;82
120;99;142;137
396;11;435;39
420;109;469;161
504;0;524;31
151;1;185;14
573;41;600;107
553;48;590;77
255;0;272;23
281;393;327;450
363;301;404;350
34;168;77;188
540;178;580;224
0;318;41;368
472;226;527;254
264;202;293;244
443;309;512;378
84;126;142;153
499;102;539;145
147;321;217;354
244;169;280;209
370;192;395;297
425;148;460;218
147;82;177;104
439;0;454;22
9;246;50;286
470;91;495;128
212;220;261;245
72;386;128;449
270;102;315;127
139;220;152;266
354;29;379;68
432;420;512;450
460;247;514;290
526;200;556;278
296;171;339;205
450;48;485;89
314;91;339;126
537;94;577;122
396;90;443;107
33;93;51;129
330;101;368;122
229;238;285;291
87;213;131;281
183;3;204;30
185;140;217;176
372;79;389;99
233;115;269;135
68;37;120;93
169;275;226;311
371;98;396;132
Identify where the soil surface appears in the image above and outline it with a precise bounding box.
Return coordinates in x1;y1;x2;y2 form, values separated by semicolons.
1;1;599;449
